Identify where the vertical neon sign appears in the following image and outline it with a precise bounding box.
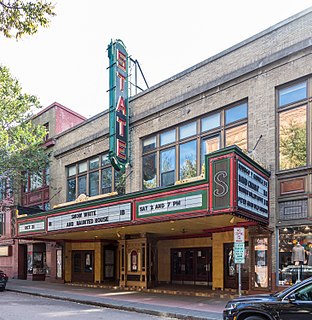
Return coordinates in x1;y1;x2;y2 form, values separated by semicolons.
108;40;129;171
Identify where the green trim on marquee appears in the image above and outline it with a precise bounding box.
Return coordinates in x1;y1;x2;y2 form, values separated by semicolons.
136;189;207;218
18;219;45;234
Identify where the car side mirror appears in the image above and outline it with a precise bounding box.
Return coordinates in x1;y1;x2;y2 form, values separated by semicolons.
288;294;296;303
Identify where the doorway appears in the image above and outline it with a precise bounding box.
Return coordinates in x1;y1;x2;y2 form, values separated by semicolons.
72;250;94;283
103;246;116;281
171;247;212;286
224;243;249;290
18;244;27;279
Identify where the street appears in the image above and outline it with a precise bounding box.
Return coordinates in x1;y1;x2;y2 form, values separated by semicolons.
0;291;177;320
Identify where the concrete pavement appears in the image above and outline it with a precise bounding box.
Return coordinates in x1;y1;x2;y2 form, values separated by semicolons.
6;279;227;319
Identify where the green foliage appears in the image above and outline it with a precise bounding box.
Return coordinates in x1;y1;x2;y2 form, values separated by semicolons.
280;120;306;170
0;65;49;185
0;0;55;39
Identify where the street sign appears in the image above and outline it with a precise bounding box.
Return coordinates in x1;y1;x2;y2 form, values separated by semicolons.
234;227;245;243
234;242;245;264
234;227;245;297
234;227;245;264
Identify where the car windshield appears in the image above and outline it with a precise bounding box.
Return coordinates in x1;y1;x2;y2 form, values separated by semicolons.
271;277;312;298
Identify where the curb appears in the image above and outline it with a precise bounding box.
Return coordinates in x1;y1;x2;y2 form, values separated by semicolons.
6;288;220;320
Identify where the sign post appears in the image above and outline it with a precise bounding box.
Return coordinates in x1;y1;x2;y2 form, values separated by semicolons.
234;227;245;297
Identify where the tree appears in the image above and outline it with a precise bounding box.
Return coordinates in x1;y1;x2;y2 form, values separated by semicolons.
0;0;55;39
0;65;49;188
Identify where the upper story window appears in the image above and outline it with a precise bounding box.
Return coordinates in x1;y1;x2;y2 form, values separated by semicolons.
160;129;175;146
66;153;125;202
23;168;49;193
142;101;248;189
225;102;248;124
43;123;49;141
278;80;309;171
279;82;307;107
180;121;197;140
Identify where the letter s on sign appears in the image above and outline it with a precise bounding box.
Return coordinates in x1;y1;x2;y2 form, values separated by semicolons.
213;171;229;197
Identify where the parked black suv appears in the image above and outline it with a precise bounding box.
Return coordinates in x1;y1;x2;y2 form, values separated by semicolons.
223;276;312;320
0;270;8;291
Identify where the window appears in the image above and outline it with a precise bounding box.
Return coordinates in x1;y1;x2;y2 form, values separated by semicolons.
68;165;76;177
225;123;248;152
160;129;175;146
89;171;99;196
78;175;87;195
101;167;112;194
180;140;197;180
180;121;197;140
89;157;99;170
22;168;50;209
225;102;248;124
201;113;220;132
201;135;220;171
160;147;176;186
43;123;49;141
30;172;43;191
254;237;268;288
279;226;312;286
23;168;49;192
66;153;124;201
279;106;306;170
142;101;248;189
143;136;156;153
278;81;309;171
279;82;307;107
67;178;76;201
143;153;156;189
78;161;87;173
0;213;4;235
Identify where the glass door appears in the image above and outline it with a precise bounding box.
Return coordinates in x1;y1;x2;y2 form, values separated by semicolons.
103;247;115;280
72;250;94;282
224;243;249;290
171;247;212;286
195;248;212;286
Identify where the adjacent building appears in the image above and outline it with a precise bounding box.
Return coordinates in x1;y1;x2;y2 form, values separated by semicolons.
1;7;312;292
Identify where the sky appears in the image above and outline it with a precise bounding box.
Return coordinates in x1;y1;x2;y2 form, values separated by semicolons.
0;1;312;118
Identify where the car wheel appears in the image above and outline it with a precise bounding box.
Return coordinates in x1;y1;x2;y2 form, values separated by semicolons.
244;316;266;320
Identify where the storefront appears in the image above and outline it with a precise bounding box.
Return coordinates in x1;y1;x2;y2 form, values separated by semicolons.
278;225;312;286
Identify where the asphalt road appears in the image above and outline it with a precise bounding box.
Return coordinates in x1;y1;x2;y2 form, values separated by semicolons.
0;291;178;320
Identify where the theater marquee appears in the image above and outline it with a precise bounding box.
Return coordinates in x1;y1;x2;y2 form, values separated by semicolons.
48;202;131;231
208;146;270;223
108;39;129;171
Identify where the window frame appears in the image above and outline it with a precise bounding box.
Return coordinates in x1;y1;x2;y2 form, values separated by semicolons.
66;153;124;201
142;100;248;189
277;78;310;172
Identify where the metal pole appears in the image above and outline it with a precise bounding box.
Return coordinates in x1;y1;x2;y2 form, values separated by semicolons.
238;264;242;297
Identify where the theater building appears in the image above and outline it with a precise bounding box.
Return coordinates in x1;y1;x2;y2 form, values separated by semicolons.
11;7;312;292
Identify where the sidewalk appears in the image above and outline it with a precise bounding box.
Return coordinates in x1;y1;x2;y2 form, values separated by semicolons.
6;279;227;320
